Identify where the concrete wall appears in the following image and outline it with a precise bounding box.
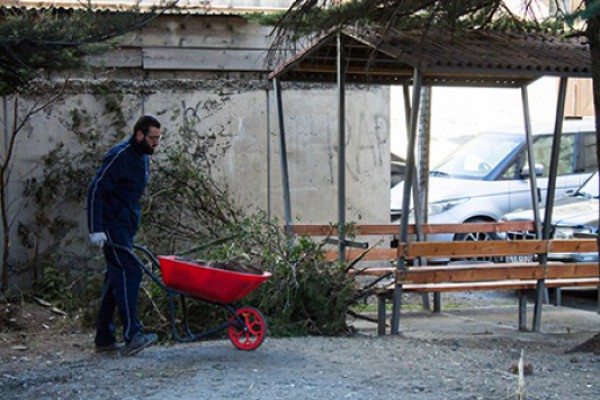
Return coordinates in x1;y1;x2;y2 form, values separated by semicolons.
0;14;391;279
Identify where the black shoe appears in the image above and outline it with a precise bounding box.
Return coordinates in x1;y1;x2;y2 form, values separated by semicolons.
95;341;125;353
121;333;158;356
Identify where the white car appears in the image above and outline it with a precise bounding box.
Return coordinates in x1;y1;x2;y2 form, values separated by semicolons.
390;118;597;242
501;172;599;262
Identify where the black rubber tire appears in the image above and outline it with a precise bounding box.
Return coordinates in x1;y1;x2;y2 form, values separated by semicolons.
453;218;503;263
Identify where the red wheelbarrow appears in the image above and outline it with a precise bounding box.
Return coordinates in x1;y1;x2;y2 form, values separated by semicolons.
107;243;272;351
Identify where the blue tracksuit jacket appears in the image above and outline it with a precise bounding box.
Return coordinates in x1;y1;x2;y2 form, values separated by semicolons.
87;135;150;239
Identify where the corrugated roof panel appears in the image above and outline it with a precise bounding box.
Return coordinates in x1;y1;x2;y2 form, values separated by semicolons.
270;26;591;87
0;0;291;14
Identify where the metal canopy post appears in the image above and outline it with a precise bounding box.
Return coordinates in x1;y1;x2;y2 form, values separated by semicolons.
521;84;544;331
533;77;568;332
402;84;424;235
337;32;347;262
402;83;431;311
266;89;272;224
521;85;543;239
391;69;423;335
417;86;433;312
273;78;293;238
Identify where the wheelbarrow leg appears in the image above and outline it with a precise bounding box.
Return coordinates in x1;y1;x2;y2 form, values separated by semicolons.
181;295;193;338
168;292;180;340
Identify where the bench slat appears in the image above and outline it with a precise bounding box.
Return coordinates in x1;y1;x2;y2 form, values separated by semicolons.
390;278;600;293
357;262;600;280
546;262;599;279
544;278;600;288
405;240;547;258
548;239;598;253
396;262;599;284
399;264;545;283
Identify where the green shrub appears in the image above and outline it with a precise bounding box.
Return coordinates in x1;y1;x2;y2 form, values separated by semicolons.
21;106;359;338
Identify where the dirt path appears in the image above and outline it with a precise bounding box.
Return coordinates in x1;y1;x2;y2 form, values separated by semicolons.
2;332;600;399
2;298;600;400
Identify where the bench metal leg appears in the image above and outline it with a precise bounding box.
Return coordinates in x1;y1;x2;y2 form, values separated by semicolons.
390;284;403;335
532;279;545;332
554;288;562;306
518;291;528;332
421;293;430;311
433;293;441;313
377;295;387;336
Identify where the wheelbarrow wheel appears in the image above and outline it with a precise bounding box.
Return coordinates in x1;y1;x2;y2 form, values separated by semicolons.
228;306;266;351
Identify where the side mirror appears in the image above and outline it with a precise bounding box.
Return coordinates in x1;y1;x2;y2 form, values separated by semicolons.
521;163;544;178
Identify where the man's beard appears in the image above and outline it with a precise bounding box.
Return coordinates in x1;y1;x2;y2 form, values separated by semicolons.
139;139;155;154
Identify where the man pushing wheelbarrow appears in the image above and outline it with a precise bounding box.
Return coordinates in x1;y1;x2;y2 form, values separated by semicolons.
87;115;270;356
87;115;162;356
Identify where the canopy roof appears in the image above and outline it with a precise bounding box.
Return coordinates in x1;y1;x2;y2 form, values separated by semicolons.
269;26;592;87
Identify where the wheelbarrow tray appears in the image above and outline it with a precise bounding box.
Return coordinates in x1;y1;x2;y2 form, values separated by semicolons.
158;256;272;304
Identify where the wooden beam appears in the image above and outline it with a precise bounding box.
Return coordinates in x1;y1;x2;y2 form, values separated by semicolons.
290;221;535;236
421;222;535;234
349;267;395;276
291;225;338;236
323;248;399;262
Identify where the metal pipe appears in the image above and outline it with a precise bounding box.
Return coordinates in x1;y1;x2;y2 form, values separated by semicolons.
417;86;432;312
391;69;423;335
273;78;292;235
402;84;430;311
532;77;568;332
542;78;568;240
337;31;347;263
1;96;7;272
266;89;271;222
2;96;7;156
402;84;423;241
521;85;542;239
266;88;272;244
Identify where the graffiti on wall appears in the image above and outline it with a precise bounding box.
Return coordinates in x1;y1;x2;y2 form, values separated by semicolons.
176;97;233;167
345;113;388;182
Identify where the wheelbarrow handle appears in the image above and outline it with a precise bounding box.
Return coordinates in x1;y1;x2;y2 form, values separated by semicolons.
103;242;160;266
103;242;166;290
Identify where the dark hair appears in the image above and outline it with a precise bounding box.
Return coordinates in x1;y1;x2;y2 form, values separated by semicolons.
133;115;161;136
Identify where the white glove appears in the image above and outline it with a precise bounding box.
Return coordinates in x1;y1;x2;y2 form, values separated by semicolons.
89;232;108;248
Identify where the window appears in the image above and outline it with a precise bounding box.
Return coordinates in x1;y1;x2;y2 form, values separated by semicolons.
434;133;522;179
575;132;597;173
523;134;576;177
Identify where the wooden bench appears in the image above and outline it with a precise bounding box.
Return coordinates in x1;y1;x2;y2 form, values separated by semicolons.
370;239;599;334
290;223;599;335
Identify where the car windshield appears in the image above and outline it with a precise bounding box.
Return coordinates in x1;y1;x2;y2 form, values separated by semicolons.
576;173;599;198
432;133;522;179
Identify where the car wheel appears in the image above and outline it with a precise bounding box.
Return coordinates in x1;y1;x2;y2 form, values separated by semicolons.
453;218;503;263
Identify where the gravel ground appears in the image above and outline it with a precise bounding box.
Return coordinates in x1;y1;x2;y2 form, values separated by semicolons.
2;291;600;400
